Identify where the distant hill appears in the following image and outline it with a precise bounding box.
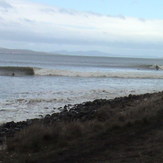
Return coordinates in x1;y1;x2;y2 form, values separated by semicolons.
53;50;116;57
0;47;120;58
0;47;115;57
0;47;48;55
0;47;162;58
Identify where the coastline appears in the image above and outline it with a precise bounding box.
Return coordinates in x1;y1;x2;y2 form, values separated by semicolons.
1;91;163;162
0;92;156;138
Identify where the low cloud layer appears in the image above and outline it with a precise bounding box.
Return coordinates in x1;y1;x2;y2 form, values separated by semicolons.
0;0;163;57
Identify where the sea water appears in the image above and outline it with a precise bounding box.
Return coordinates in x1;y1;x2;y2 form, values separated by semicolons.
0;52;163;123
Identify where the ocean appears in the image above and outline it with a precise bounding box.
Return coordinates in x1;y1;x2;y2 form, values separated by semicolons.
0;52;163;124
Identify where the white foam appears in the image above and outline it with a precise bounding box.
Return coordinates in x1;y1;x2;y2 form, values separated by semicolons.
34;68;163;79
0;89;118;123
0;66;162;79
0;87;159;124
149;64;163;70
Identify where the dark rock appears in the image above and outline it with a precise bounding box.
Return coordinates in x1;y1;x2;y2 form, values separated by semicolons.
3;121;16;128
0;92;160;139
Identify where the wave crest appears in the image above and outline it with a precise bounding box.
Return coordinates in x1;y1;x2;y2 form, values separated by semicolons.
0;66;34;76
34;68;163;79
0;66;163;79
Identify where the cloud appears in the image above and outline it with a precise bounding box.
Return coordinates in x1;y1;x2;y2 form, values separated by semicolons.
58;8;76;15
20;18;35;24
41;7;56;14
0;0;12;9
0;0;163;56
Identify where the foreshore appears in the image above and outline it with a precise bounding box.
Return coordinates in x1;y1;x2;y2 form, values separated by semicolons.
1;91;163;162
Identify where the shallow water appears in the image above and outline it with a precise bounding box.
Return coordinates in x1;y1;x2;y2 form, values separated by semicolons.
0;53;163;123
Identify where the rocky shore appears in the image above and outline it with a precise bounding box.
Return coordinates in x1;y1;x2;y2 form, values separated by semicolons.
0;92;152;139
1;91;163;162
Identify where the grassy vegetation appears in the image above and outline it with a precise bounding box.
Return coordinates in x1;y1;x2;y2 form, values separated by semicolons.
1;92;163;162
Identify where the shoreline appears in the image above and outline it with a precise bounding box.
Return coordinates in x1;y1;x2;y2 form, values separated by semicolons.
0;92;155;138
1;91;163;162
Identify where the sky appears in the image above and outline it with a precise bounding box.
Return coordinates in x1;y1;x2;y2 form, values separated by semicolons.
32;0;163;19
0;0;163;57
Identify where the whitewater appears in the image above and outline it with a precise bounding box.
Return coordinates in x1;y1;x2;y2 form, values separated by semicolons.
0;52;163;123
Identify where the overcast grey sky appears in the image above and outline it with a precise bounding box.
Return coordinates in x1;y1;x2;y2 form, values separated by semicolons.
0;0;163;57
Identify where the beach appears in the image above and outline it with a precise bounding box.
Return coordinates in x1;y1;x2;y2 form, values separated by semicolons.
1;91;163;162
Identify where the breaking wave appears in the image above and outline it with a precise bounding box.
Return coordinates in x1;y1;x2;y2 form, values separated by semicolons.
0;66;163;79
34;66;163;79
149;64;163;70
35;69;163;79
0;66;34;76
